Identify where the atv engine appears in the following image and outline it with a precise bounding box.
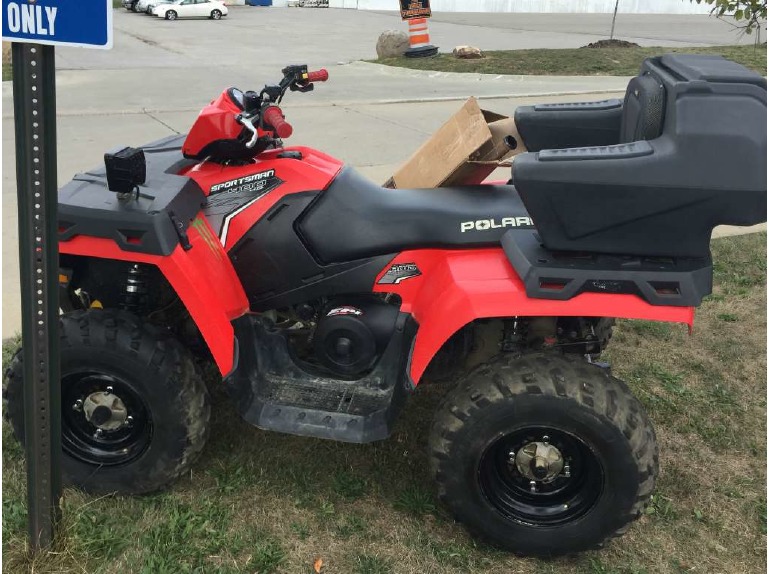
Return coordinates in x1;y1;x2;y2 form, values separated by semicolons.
313;298;400;376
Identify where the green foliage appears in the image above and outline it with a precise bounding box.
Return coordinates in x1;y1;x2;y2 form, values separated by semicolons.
353;554;392;574
393;485;437;516
693;0;768;36
332;470;368;500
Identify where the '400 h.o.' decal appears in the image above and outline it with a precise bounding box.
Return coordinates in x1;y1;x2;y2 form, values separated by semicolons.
205;169;284;245
378;263;422;285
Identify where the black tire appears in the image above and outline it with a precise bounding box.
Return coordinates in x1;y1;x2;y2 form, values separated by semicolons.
429;352;657;557
3;309;210;495
165;10;177;19
210;9;221;19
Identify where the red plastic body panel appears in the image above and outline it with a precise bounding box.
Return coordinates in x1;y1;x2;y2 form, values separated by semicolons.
373;248;695;384
182;90;244;158
182;146;343;250
59;215;249;375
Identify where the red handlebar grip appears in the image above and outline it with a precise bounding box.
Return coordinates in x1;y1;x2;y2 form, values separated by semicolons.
306;69;329;83
263;106;293;139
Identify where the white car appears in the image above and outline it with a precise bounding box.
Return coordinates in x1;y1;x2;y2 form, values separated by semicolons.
153;0;228;20
134;0;155;12
145;0;174;13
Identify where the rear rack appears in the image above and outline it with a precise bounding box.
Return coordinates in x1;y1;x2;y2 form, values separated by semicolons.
502;230;712;307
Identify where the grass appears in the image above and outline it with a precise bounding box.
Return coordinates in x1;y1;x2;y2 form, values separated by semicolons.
374;44;767;77
2;232;766;573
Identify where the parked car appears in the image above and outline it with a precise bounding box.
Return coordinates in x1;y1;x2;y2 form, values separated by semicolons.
134;0;155;12
121;0;140;10
145;0;174;14
153;0;228;19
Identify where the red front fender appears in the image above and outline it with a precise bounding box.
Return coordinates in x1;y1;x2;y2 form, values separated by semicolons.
374;248;695;384
60;215;249;375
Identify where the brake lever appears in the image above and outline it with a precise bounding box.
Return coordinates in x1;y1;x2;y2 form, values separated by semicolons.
235;113;259;148
289;82;314;93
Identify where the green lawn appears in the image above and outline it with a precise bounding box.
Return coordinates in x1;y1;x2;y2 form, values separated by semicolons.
375;45;767;76
2;233;766;574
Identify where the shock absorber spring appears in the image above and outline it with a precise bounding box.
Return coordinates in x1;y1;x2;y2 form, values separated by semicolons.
122;263;148;313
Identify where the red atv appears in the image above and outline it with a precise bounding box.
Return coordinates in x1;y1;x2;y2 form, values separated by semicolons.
5;56;766;556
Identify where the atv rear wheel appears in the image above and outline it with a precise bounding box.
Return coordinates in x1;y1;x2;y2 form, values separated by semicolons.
429;353;657;556
3;309;210;495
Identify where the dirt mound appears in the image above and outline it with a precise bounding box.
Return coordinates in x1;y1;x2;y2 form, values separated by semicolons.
582;39;640;49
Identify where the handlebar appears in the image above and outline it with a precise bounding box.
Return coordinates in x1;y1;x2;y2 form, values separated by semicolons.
238;66;326;145
262;105;293;139
305;69;328;83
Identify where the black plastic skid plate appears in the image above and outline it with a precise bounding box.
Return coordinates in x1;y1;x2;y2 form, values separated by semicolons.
502;230;713;307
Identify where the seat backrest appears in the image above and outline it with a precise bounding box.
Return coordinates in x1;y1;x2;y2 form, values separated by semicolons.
619;72;666;143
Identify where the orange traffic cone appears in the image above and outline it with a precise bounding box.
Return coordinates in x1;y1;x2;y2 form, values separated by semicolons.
405;17;438;58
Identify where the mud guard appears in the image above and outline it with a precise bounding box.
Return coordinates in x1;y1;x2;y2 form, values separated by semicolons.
59;215;249;375
373;248;695;385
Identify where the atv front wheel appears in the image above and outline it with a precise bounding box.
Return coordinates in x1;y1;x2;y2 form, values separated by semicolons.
3;309;210;495
429;353;657;556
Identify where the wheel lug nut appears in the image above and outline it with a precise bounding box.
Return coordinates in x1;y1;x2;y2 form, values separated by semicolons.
94;429;104;438
72;399;83;411
105;386;114;395
124;415;134;428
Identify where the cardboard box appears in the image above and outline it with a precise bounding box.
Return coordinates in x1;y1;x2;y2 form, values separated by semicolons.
385;97;525;189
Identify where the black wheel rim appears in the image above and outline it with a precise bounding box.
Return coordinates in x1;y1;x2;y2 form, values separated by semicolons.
61;372;152;466
478;426;604;527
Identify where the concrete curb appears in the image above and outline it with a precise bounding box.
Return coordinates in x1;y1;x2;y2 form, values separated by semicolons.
1;90;630;119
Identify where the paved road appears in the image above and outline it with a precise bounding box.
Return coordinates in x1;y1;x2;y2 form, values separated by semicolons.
2;8;764;336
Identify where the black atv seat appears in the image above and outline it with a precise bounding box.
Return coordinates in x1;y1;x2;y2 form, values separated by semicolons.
298;168;534;265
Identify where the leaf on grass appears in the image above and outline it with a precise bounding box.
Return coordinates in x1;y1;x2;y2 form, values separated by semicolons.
313;557;323;573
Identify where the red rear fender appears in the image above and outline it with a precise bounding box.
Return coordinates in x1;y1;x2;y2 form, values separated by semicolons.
373;248;695;384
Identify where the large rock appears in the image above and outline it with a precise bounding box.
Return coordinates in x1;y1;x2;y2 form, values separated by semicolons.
376;30;410;59
453;45;484;59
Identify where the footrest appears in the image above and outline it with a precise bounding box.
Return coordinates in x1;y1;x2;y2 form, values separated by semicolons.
225;315;416;443
502;230;712;307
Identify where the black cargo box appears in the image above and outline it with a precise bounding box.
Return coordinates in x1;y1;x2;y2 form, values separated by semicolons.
512;54;767;258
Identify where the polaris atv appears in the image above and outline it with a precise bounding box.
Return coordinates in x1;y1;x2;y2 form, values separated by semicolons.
4;56;766;557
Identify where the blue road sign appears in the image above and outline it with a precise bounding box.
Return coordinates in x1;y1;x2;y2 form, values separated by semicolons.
2;0;113;49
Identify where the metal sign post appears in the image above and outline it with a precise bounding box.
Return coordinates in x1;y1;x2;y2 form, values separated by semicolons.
3;0;113;552
11;41;61;550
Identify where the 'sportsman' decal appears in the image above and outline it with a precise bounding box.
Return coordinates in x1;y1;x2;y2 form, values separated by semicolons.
204;169;284;245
